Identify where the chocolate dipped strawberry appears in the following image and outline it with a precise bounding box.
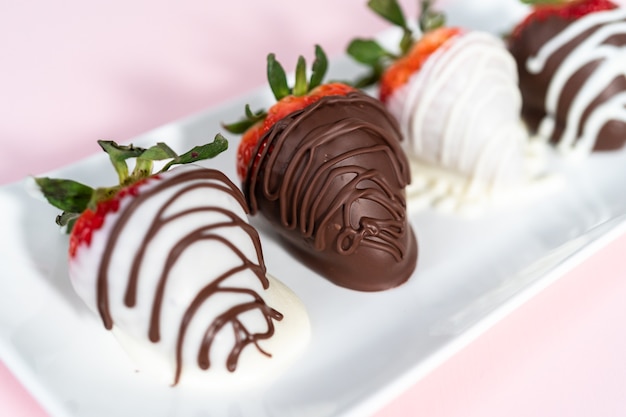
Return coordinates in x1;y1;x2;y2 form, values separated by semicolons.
348;0;533;203
35;136;310;389
509;0;626;154
224;46;417;292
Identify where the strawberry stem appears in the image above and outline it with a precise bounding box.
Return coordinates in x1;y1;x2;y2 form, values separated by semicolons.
347;0;416;87
35;135;229;232
347;0;448;88
419;0;446;34
98;140;145;185
131;158;154;180
225;45;331;134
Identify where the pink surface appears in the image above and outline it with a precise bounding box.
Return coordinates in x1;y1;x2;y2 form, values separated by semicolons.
2;1;626;416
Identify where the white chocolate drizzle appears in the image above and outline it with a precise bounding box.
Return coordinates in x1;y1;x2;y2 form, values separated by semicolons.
387;31;542;213
526;7;626;154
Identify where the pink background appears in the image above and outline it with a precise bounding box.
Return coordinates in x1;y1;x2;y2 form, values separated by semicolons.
2;1;626;416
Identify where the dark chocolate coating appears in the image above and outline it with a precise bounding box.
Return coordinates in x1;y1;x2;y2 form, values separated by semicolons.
244;91;418;291
509;11;626;151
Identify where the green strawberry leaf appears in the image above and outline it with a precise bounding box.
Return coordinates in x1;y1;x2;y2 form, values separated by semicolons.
56;211;80;230
368;0;407;29
222;118;256;134
267;53;291;100
222;118;258;134
347;39;390;65
140;143;178;161
245;104;265;119
346;0;418;85
399;30;414;55
35;136;230;231
35;177;94;213
293;56;308;96
351;63;385;89
226;45;330;136
223;105;267;134
161;133;228;171
309;45;328;91
346;38;396;87
419;0;446;33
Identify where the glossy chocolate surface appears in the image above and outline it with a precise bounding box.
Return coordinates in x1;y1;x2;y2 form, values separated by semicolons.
509;11;626;151
244;92;418;291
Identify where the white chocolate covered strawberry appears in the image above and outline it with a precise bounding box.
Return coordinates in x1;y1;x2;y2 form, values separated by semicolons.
35;137;310;389
349;0;540;206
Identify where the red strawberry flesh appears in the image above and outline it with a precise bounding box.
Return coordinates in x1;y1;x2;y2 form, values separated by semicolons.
379;27;462;103
69;178;153;258
236;82;355;181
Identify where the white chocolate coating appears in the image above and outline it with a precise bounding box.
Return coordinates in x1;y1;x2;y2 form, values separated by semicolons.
68;165;310;389
387;31;541;209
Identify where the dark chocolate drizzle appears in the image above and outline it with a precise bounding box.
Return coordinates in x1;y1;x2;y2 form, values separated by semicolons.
244;91;418;291
509;9;626;151
95;168;282;385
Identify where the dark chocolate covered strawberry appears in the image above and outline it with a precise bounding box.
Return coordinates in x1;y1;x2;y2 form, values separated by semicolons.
34;136;310;389
509;0;626;154
225;46;417;292
348;0;531;202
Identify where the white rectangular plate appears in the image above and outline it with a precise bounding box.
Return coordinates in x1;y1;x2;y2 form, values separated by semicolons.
3;11;626;417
